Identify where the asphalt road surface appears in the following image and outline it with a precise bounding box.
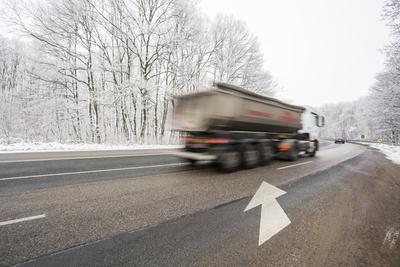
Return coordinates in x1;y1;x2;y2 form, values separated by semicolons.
1;143;400;266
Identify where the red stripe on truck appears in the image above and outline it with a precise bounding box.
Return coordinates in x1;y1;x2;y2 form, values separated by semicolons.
247;109;299;125
279;111;298;124
246;109;272;118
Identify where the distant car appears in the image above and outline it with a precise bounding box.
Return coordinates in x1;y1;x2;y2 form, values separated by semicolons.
334;138;345;144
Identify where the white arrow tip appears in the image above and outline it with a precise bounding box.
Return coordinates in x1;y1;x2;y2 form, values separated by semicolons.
244;182;287;212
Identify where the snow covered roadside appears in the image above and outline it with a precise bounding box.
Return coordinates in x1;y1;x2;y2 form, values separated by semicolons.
359;142;400;165
0;142;183;153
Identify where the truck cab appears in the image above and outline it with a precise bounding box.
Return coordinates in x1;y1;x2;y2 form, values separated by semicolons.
298;106;325;149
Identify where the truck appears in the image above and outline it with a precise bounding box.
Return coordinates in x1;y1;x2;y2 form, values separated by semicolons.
172;82;325;172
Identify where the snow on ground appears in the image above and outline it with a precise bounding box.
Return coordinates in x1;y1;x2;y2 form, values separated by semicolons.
360;142;400;165
0;142;182;153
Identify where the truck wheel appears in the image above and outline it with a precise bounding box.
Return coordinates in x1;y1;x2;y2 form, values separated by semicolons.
309;141;318;157
309;147;317;157
258;143;273;165
241;144;260;169
217;146;241;172
288;146;298;161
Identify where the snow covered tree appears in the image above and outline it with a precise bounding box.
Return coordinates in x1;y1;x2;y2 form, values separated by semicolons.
210;14;275;96
368;0;400;144
0;0;276;145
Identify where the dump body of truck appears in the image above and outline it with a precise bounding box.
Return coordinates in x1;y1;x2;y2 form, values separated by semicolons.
172;83;324;172
173;83;305;134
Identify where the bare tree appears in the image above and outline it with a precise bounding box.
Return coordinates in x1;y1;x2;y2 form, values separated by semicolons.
0;0;277;145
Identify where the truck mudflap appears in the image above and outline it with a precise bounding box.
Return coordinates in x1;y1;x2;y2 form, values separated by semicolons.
172;150;217;161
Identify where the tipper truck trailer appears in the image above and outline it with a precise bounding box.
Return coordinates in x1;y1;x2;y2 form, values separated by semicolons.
172;82;325;172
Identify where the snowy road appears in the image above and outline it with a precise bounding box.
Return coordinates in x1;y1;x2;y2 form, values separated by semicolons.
0;141;333;193
1;143;400;266
0;149;190;193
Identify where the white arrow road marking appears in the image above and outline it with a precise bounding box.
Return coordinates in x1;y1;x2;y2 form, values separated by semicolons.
245;182;291;245
0;214;46;226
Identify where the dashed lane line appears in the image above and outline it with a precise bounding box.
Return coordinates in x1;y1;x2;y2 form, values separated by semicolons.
277;161;313;170
0;214;46;226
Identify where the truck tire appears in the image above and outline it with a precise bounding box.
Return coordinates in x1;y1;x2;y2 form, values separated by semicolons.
309;143;317;157
217;146;241;172
309;140;318;157
258;143;273;165
288;146;298;161
241;144;260;169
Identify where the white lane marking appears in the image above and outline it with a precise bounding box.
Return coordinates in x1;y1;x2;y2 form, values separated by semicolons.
277;161;313;170
0;214;46;226
0;163;187;181
244;182;291;245
0;148;182;155
0;153;176;163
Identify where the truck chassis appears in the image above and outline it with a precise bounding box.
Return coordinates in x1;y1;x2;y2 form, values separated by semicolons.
175;131;318;172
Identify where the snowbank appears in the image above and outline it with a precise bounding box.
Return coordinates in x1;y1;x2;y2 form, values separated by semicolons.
363;143;400;165
0;142;182;153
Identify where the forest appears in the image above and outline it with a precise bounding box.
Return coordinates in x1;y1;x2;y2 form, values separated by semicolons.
320;0;400;145
0;0;275;145
1;0;400;146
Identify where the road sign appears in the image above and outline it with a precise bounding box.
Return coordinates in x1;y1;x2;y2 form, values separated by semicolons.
244;182;291;245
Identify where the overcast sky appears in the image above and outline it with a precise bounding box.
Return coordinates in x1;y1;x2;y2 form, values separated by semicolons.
201;0;390;106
